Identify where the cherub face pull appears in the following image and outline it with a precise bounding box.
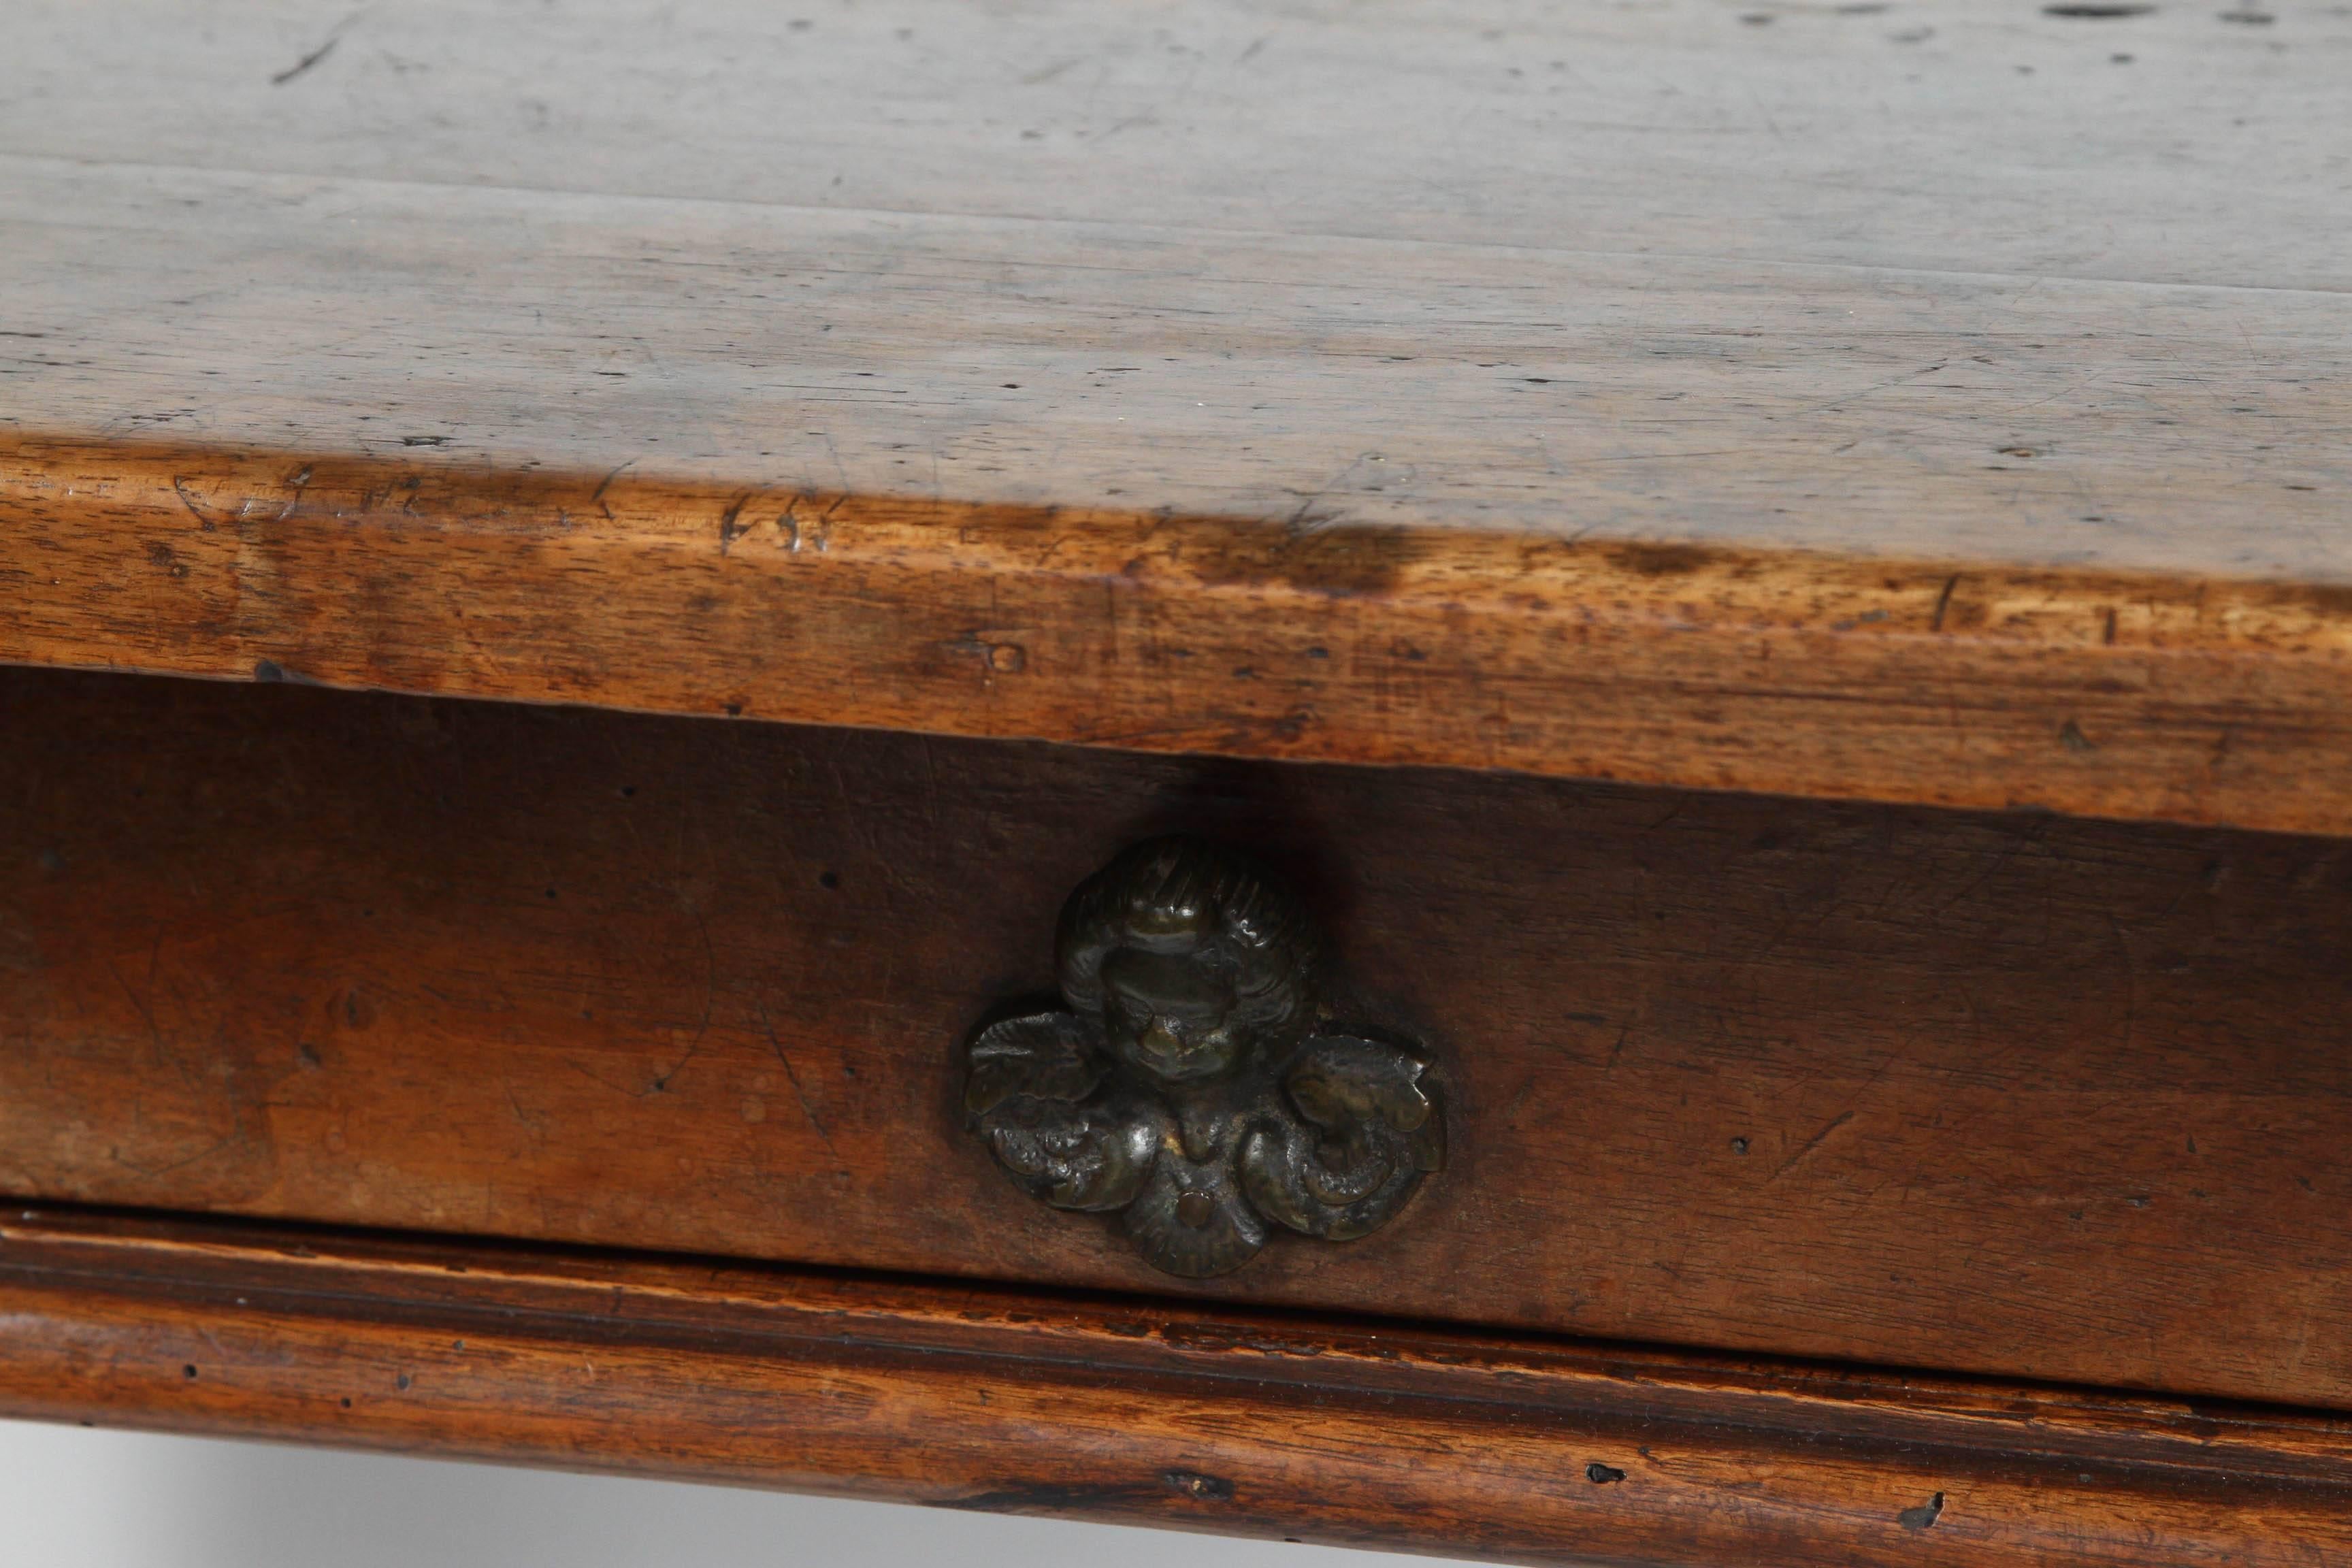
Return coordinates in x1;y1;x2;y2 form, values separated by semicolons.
964;836;1443;1278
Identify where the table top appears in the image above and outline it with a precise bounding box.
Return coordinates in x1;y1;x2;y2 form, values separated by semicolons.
5;0;2350;830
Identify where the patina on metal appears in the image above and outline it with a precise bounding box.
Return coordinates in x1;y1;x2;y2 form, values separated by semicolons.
964;836;1444;1277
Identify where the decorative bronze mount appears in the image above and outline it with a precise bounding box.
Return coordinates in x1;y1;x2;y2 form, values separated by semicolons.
964;836;1443;1278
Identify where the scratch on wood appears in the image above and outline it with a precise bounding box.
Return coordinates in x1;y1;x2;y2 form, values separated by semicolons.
754;999;840;1161
1767;1110;1856;1183
717;493;751;557
1930;574;1959;632
270;33;341;86
589;459;634;520
169;477;216;532
646;917;717;1094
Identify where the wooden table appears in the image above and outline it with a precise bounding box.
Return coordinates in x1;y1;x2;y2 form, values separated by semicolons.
4;3;2351;1562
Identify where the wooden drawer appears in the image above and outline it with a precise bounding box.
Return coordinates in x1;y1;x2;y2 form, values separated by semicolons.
7;663;2349;1409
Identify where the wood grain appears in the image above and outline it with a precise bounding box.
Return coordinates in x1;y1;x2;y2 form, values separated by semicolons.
5;151;2347;585
11;434;2352;833
5;1;2351;827
8;0;2344;292
7;666;2352;1407
5;1206;2352;1568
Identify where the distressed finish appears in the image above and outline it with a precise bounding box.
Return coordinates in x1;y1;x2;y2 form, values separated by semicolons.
7;3;2352;1558
3;0;2351;832
7;667;2352;1408
967;836;1443;1277
15;438;2352;836
5;1207;2352;1568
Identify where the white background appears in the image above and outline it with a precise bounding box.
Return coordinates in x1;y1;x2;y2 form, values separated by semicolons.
0;1419;1477;1567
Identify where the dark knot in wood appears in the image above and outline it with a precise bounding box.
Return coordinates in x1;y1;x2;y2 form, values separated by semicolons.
964;836;1444;1277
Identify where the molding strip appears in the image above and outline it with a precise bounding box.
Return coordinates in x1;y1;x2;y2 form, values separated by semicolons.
1;1207;2347;1566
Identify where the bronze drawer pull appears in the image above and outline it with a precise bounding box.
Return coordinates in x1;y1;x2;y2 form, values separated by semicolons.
964;836;1444;1277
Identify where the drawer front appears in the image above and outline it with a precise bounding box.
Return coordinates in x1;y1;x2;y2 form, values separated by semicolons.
3;666;2350;1405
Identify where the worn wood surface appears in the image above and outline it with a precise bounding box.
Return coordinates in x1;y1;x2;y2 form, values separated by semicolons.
10;0;2345;295
16;436;2352;834
5;1207;2352;1568
3;1;2351;830
6;666;2352;1407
